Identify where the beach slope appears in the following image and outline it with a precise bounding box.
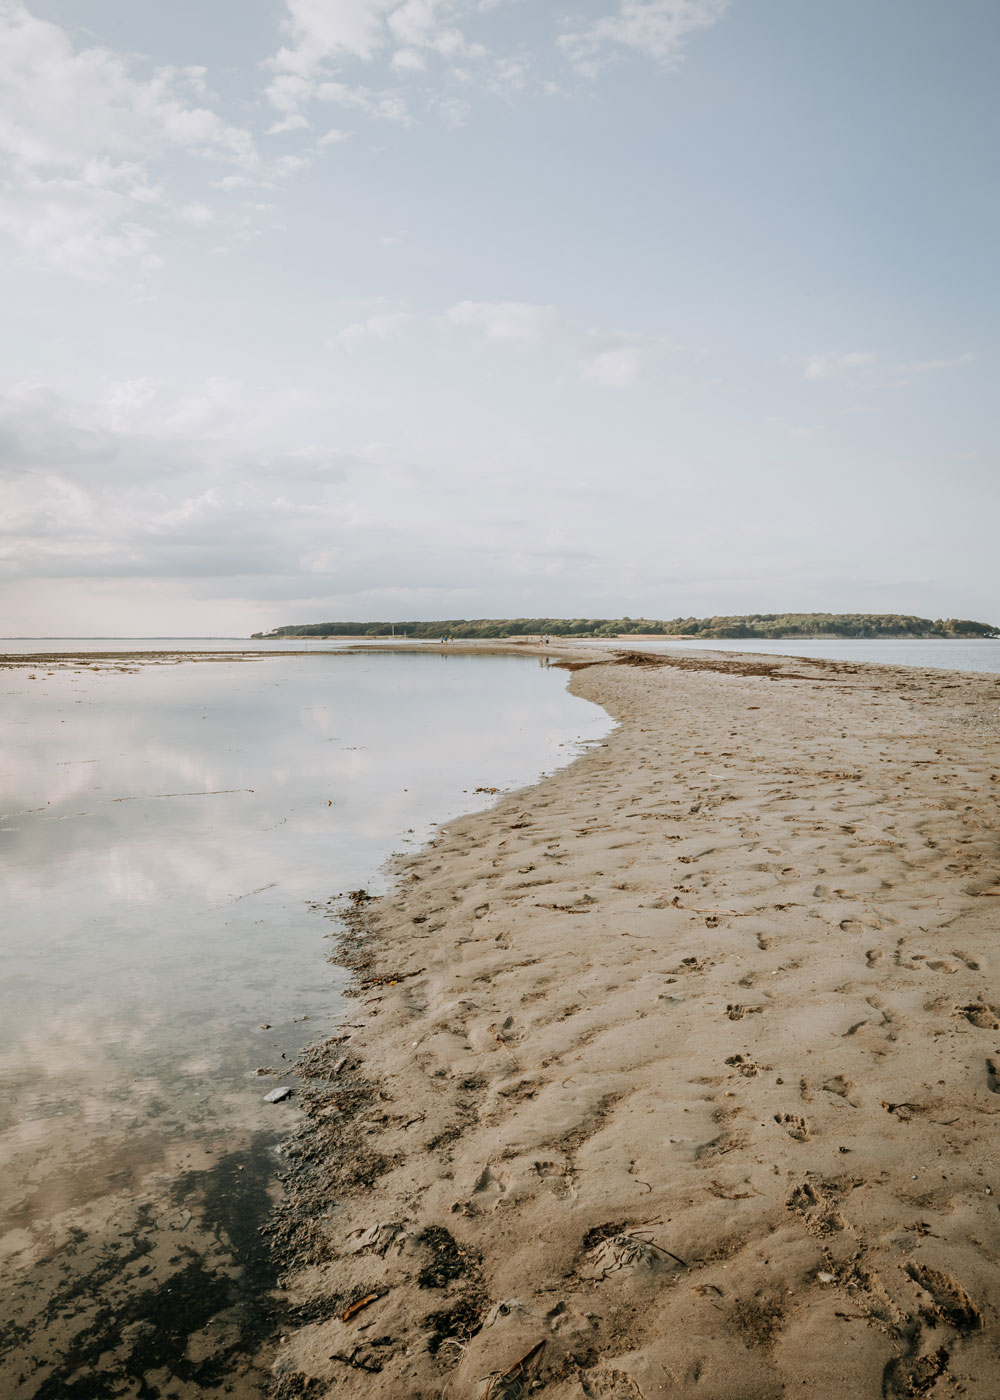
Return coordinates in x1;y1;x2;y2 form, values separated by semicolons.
272;649;1000;1399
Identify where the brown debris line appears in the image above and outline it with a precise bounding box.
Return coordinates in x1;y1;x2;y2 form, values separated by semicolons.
270;653;1000;1398
0;649;289;668
612;648;856;681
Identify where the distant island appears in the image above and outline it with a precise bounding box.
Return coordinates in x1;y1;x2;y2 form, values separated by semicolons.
254;613;998;641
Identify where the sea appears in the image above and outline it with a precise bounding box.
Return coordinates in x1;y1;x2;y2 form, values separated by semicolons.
575;634;1000;674
6;632;1000;672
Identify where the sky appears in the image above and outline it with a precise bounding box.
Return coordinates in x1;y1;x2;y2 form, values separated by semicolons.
1;0;997;636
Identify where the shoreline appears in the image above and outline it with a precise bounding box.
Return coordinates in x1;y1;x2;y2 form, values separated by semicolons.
268;647;1000;1398
0;641;605;1400
3;631;999;674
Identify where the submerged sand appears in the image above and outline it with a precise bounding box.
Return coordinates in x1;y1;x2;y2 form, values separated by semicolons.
270;647;1000;1399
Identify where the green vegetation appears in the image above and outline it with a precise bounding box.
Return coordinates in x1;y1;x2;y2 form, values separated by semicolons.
253;613;998;640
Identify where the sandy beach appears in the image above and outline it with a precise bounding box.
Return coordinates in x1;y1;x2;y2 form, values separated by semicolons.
269;646;1000;1399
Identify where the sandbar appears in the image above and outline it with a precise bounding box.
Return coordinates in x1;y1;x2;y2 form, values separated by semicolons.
270;646;1000;1398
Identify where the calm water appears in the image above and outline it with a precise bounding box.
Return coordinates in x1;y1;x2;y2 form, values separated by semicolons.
0;636;433;653
579;635;1000;674
6;634;1000;674
0;650;611;1398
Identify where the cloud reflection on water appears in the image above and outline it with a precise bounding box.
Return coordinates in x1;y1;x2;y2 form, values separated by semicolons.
0;651;611;1394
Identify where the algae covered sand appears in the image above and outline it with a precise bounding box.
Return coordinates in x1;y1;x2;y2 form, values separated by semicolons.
270;647;1000;1399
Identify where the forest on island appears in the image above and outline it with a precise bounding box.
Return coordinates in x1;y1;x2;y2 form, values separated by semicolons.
254;614;998;641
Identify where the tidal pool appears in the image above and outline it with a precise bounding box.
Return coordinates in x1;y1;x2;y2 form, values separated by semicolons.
0;650;611;1398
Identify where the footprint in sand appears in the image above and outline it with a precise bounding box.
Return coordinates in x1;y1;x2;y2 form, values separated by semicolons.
786;1181;845;1237
986;1058;1000;1093
579;1370;647;1399
774;1113;810;1141
882;1348;951;1399
725;1053;767;1078
822;1075;856;1103
956;1003;1000;1030
671;956;711;976
470;1164;509;1210
726;1004;763;1021
533;1160;577;1199
904;1263;982;1331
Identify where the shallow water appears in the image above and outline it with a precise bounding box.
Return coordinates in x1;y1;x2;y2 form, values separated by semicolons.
578;635;1000;675
7;634;1000;674
0;636;431;653
0;650;611;1397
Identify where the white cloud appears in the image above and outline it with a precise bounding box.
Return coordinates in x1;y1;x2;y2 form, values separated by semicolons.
446;300;557;344
0;170;166;279
802;350;876;381
262;0;729;124
268;113;311;135
177;202;214;225
264;72;316;114
267;0;482;100
316;80;412;124
436;95;471;127
318;127;348;146
583;346;642;388
327;312;415;347
387;0;445;49
392;48;427;71
0;378;356;582
214;174;259;191
273;152;314;177
897;352;975;374
271;0;395;77
801;349;974;387
559;0;732;77
0;1;259;277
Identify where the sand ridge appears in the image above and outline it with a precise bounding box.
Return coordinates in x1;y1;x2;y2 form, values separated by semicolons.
270;649;1000;1399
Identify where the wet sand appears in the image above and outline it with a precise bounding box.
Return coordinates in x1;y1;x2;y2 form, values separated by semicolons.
270;646;1000;1398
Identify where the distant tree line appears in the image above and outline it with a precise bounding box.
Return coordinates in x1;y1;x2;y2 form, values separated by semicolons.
253;613;998;640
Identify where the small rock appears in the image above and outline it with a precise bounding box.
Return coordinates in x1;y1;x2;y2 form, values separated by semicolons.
264;1086;292;1103
817;1271;835;1284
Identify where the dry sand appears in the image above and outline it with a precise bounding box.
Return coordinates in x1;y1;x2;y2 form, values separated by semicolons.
270;647;1000;1399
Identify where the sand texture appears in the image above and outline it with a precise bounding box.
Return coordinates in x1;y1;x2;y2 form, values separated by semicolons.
271;649;1000;1399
